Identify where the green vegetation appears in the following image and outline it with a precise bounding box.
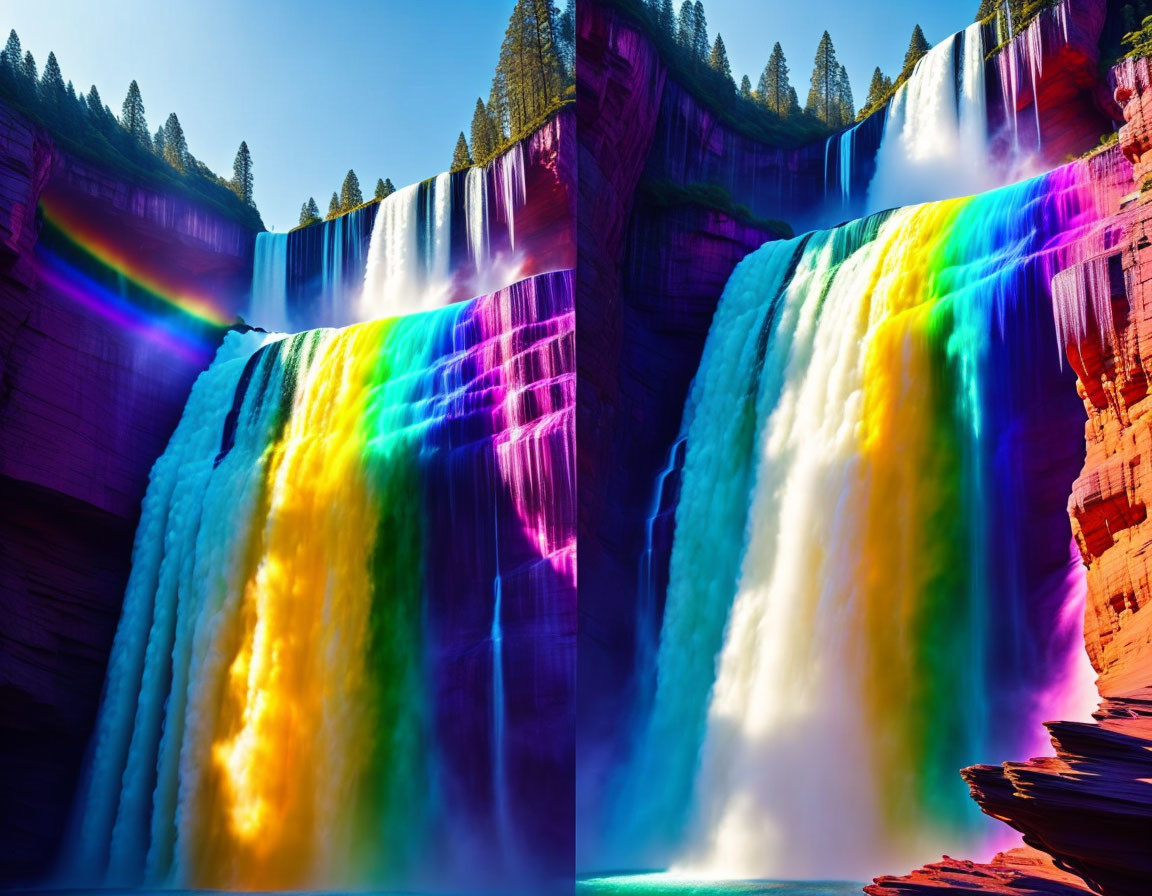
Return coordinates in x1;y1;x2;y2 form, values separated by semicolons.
805;31;854;128
604;0;833;147
466;0;575;167
299;196;321;228
1122;13;1152;59
339;169;362;211
1099;3;1152;67
451;132;473;172
976;0;1065;55
855;23;929;121
637;177;794;239
376;177;395;199
0;30;261;229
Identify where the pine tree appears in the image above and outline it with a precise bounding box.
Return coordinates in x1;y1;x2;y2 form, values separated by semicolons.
451;132;473;172
119;80;149;149
758;42;791;115
327;192;340;219
381;178;396;197
863;66;892;111
835;63;854;127
488;0;568;142
153;125;166;156
691;1;709;60
40;52;66;108
557;0;576;78
658;0;675;34
340;169;362;210
676;1;695;49
374;178;388;200
21;51;37;88
739;74;753;101
805;31;840;126
903;25;929;74
299;197;321;227
3;30;21;76
162;112;188;172
86;85;108;129
471;96;499;163
708;34;733;85
232;140;254;206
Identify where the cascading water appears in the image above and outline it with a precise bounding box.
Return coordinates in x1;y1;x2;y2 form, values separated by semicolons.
609;160;1117;880
868;22;991;211
65;272;576;892
248;232;288;332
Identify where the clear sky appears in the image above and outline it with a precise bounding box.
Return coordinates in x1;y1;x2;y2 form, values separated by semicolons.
700;0;978;110
4;0;515;232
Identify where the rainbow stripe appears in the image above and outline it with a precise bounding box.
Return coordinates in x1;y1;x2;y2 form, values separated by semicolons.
39;192;234;328
612;160;1114;879
67;272;574;891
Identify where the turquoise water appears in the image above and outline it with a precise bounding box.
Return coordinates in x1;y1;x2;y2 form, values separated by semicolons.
578;875;864;895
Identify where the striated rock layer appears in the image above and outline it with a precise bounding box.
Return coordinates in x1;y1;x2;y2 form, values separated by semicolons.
0;98;256;882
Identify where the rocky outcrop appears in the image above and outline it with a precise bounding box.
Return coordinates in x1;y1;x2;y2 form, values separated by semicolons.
869;848;1094;896
0;99;255;883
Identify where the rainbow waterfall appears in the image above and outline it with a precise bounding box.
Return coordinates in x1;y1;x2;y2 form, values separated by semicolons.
610;160;1120;880
66;272;575;891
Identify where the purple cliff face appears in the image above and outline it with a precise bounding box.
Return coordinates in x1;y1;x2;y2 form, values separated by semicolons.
0;99;256;882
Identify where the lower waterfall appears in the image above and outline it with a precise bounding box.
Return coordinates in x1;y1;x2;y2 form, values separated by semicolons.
65;272;575;891
609;160;1116;880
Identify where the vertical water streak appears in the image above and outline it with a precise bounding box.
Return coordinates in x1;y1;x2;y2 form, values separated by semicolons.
868;23;990;212
249;233;289;332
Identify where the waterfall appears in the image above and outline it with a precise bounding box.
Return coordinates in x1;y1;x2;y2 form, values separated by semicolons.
64;272;576;891
610;160;1113;879
248;233;288;332
362;174;456;318
868;23;991;212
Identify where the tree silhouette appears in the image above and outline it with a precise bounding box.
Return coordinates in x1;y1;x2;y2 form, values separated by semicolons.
708;34;733;86
120;80;149;149
162;113;188;172
232;140;254;206
758;42;791;116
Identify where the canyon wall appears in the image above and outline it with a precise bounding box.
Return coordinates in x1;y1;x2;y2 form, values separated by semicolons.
0;99;255;882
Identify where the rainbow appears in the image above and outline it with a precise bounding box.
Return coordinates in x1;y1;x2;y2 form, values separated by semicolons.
610;158;1118;879
66;271;575;892
38;192;234;332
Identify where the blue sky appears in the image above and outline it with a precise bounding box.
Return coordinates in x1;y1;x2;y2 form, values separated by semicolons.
5;1;977;232
696;0;977;109
5;0;515;232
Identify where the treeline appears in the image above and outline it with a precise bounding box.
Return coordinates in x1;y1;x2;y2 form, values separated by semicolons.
300;0;575;229
0;29;260;228
451;0;575;171
297;171;397;227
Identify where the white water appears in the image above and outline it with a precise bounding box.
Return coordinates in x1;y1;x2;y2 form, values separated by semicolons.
248;233;289;332
868;23;991;211
362;173;454;318
65;330;280;885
